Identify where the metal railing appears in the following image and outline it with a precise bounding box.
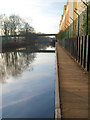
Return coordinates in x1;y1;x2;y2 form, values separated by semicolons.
59;35;90;72
58;3;90;72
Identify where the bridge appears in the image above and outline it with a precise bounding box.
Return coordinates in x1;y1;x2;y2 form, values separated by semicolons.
36;34;57;36
1;33;57;38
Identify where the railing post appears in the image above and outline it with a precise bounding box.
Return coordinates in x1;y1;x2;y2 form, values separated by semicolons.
77;37;79;61
80;37;81;64
81;36;83;66
80;36;83;65
78;37;80;62
75;37;77;60
88;35;90;72
85;35;89;71
82;36;85;68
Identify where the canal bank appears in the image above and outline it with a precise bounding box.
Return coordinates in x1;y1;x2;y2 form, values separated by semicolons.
55;45;61;119
55;42;88;118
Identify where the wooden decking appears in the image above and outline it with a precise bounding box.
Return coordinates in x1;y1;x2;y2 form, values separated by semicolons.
56;43;88;118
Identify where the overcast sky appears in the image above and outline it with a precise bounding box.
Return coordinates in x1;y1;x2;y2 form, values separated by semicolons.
0;0;67;33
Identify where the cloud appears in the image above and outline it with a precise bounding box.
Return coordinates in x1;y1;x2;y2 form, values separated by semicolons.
1;94;34;109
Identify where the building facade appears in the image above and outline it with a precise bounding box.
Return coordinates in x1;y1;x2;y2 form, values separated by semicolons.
59;0;90;38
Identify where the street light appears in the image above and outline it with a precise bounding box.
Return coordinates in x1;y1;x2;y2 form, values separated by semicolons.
81;0;88;36
74;9;80;37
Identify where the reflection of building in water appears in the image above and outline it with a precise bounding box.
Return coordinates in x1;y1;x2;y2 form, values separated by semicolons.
0;50;36;83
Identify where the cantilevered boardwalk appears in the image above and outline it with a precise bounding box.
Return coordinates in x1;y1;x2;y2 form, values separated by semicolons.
56;43;88;118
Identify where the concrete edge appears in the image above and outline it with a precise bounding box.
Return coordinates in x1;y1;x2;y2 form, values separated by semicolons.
55;43;61;119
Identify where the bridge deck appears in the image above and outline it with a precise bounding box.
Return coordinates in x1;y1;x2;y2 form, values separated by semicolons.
56;43;88;118
16;50;55;53
1;33;57;38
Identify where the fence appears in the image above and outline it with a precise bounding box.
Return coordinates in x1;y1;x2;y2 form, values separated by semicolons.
59;35;90;72
58;3;90;72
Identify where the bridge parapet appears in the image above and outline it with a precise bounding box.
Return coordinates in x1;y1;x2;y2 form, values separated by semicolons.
1;33;57;38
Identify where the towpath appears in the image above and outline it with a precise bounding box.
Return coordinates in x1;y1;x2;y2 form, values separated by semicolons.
56;42;88;118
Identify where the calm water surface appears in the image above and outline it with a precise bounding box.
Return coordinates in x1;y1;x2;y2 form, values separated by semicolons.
0;46;55;118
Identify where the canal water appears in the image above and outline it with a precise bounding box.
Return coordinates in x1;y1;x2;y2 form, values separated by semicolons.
0;46;55;118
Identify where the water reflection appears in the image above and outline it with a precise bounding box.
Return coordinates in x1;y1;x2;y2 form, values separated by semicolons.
0;50;36;83
0;46;55;118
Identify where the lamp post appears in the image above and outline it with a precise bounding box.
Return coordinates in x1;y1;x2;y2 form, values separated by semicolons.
74;9;80;37
81;0;88;36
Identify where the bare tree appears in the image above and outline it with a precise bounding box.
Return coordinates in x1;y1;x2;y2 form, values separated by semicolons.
9;15;22;35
